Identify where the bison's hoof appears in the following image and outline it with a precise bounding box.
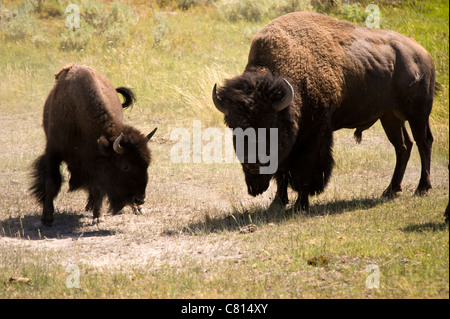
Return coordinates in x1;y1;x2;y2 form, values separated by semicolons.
294;199;309;214
293;205;309;215
132;206;145;215
381;188;401;199
92;217;106;226
414;189;429;197
269;198;287;211
295;208;310;216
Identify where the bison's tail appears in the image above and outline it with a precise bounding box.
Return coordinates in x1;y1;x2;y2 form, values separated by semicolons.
116;87;136;109
29;155;46;204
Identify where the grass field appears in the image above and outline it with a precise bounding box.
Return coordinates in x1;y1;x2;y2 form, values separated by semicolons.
0;0;448;299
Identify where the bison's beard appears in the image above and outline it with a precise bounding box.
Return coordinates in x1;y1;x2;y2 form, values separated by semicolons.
244;169;273;196
107;193;133;215
108;200;126;215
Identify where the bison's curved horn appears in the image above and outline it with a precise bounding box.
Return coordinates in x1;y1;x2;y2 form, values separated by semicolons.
146;127;157;141
272;79;294;112
113;133;124;155
212;84;229;115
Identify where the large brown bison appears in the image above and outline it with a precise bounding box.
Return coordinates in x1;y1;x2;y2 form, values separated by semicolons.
30;63;157;226
212;12;436;212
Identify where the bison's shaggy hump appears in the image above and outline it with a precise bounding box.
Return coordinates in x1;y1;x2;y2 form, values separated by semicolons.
213;11;435;212
54;62;75;80
247;12;350;102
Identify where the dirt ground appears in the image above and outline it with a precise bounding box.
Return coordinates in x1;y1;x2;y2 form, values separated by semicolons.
0;166;248;271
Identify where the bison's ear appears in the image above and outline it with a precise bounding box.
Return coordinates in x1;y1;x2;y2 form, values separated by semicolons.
146;127;157;142
212;84;229;115
272;78;294;112
98;136;110;155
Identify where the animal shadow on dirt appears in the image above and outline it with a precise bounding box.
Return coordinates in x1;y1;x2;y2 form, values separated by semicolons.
0;210;115;240
176;196;385;235
400;222;448;233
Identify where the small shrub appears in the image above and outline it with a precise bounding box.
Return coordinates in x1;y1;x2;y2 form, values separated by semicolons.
310;0;341;12
266;0;313;19
342;3;370;23
59;0;137;50
35;0;62;18
156;0;211;10
59;25;92;51
152;11;172;49
215;0;313;22
0;2;38;41
82;1;111;31
31;34;50;48
0;8;17;23
214;0;267;22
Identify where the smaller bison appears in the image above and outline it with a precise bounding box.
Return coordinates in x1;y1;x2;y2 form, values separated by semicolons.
213;12;436;212
30;63;157;226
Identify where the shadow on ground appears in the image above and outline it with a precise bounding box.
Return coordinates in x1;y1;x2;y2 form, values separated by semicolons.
169;196;386;235
401;222;448;233
0;210;115;240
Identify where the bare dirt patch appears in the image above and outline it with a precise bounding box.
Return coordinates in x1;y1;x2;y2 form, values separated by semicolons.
0;161;246;271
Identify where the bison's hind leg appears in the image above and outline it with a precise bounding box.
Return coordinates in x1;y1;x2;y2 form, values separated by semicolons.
30;153;62;226
396;93;434;196
409;117;433;196
380;111;414;198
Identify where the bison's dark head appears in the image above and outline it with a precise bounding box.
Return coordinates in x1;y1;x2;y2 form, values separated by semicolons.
97;126;157;214
212;71;296;196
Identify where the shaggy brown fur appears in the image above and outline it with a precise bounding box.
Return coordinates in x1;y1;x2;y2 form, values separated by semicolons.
214;12;435;211
30;63;157;226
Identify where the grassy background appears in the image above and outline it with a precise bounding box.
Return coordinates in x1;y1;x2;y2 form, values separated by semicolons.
0;0;448;298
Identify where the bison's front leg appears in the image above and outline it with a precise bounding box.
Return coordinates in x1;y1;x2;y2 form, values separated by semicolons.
85;192;94;212
291;129;334;214
86;188;106;225
269;172;289;210
288;157;313;214
290;169;311;213
294;191;309;213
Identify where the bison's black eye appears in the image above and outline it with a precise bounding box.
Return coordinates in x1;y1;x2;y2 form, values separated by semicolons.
121;162;131;172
